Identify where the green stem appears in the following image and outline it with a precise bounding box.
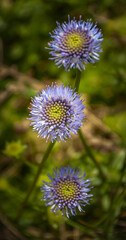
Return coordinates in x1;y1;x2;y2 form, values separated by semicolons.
103;153;126;238
74;69;107;180
65;218;98;238
103;188;126;240
16;141;55;221
74;69;81;91
78;129;107;180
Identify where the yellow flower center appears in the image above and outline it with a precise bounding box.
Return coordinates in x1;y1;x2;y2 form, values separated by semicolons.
61;183;76;197
49;105;63;120
56;179;80;201
67;33;83;49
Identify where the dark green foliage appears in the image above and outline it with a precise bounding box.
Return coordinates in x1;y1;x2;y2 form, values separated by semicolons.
0;0;126;239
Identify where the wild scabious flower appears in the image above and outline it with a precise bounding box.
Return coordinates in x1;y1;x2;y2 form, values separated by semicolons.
41;166;93;218
29;84;85;142
47;16;103;71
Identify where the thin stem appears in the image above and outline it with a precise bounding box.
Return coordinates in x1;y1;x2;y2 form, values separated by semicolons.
78;129;107;180
16;141;55;221
65;218;98;238
103;153;126;238
103;188;126;240
74;69;107;180
74;69;81;91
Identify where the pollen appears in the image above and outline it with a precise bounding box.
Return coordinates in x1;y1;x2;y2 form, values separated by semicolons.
67;33;83;49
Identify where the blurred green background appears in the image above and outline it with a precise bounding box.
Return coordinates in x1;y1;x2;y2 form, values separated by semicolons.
0;0;126;239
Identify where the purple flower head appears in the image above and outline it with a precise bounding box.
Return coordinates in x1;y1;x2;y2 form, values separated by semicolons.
47;16;103;71
29;84;85;142
41;166;93;218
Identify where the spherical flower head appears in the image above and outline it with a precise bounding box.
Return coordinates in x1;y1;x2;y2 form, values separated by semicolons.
41;166;93;218
29;84;86;142
47;16;103;71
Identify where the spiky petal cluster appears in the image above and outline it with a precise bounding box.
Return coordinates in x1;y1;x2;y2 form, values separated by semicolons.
47;16;103;71
41;166;93;218
29;84;85;142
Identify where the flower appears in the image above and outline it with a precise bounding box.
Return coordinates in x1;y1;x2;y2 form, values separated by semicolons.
47;16;103;71
29;84;85;142
3;141;26;159
41;166;93;218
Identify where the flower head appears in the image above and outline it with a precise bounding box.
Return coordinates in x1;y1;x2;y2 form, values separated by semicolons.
29;84;85;142
47;16;103;71
41;166;93;218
